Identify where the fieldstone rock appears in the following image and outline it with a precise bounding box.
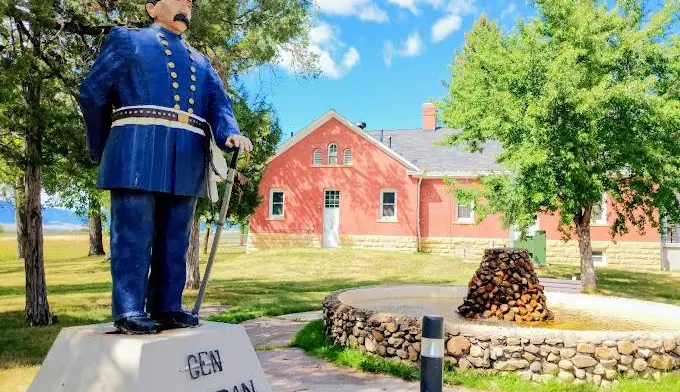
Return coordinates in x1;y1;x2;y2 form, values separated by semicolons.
408;346;418;361
653;371;662;382
547;353;559;363
646;340;663;350
558;371;574;382
413;342;421;352
601;380;612;389
617;340;635;355
586;372;593;382
550;346;561;355
458;358;472;371
633;358;648;372
349;335;358;347
388;337;404;347
395;349;407;359
564;340;577;348
538;374;555;384
649;354;677;370
546;338;562;346
507;337;521;346
603;340;617;347
385;322;398;333
595;347;619;360
593;374;602;386
523;352;537;362
577;343;596;354
447;336;471;356
558;359;573;371
540;346;551;357
467;355;490;368
664;339;677;352
470;345;483;358
572;354;598;368
593;364;605;375
444;357;457;366
520;371;533;381
531;337;544;345
543;363;559;375
620;355;633;365
377;345;387;356
525;344;539;354
490;346;503;360
387;347;396;355
560;348;576;359
574;368;586;379
613;380;621;388
605;369;617;380
600;359;617;368
618;364;628;372
637;348;652;359
365;338;377;353
530;361;542;372
494;360;527;371
505;346;523;353
573;379;586;386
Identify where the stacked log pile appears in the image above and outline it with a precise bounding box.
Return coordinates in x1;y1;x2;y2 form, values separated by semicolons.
458;248;554;323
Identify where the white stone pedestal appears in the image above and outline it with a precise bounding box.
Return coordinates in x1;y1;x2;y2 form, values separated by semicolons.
27;321;273;392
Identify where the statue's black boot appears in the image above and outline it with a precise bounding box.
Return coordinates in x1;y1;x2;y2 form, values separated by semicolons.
150;310;199;331
114;316;158;335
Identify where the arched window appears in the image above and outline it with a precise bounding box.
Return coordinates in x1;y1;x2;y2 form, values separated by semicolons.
343;149;353;165
328;143;338;165
313;149;322;165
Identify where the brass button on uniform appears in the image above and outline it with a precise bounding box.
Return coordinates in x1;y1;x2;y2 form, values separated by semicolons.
174;95;181;102
165;49;172;56
168;62;175;69
172;82;179;89
191;66;196;73
188;108;194;114
171;72;178;79
161;40;169;46
190;85;196;92
189;98;195;105
174;104;181;110
157;33;165;38
191;75;197;82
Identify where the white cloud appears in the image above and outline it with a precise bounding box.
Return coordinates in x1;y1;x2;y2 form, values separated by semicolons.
314;0;389;22
276;22;360;79
383;30;425;66
500;3;519;20
432;13;462;43
387;0;419;14
430;0;476;43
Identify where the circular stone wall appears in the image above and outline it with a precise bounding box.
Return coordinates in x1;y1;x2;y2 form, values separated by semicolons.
322;285;680;388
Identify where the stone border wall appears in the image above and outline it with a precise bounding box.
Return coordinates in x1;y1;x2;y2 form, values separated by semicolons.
323;288;680;388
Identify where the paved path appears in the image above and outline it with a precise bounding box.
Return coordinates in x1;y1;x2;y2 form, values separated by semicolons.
241;311;472;392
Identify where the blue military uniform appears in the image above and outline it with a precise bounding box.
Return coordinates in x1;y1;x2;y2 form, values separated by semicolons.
79;23;240;326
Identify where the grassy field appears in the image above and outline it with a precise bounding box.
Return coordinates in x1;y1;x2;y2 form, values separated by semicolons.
2;236;680;391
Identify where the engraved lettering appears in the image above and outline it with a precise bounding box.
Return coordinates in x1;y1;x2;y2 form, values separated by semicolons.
199;351;212;376
187;355;200;380
210;349;223;373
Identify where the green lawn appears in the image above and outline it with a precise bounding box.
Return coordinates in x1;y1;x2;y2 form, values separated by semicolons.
1;235;680;391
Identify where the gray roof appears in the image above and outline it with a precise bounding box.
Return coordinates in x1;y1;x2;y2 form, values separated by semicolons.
365;128;504;174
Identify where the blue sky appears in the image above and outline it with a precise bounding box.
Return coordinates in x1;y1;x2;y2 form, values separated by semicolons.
239;0;536;140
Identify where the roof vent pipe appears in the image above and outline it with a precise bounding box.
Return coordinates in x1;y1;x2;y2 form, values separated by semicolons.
356;122;367;129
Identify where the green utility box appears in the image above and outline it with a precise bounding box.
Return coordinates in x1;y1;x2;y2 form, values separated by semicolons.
515;230;547;266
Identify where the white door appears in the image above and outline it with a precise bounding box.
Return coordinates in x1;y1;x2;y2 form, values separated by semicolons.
323;190;340;248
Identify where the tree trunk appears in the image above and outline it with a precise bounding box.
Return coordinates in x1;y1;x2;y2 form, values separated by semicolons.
14;176;26;259
88;215;106;256
185;216;201;290
24;138;53;326
575;207;596;291
202;225;211;254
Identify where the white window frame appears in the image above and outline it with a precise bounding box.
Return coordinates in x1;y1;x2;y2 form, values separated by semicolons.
455;199;475;224
313;149;322;165
592;251;607;267
591;194;607;226
269;188;285;219
328;143;338;165
343;148;353;165
379;189;398;221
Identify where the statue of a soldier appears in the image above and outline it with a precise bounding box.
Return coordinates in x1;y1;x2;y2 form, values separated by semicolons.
80;0;253;335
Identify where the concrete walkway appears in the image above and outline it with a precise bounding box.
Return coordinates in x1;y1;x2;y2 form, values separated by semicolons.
240;311;472;392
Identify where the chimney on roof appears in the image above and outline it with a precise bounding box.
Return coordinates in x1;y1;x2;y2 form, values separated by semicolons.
422;102;436;131
356;121;367;129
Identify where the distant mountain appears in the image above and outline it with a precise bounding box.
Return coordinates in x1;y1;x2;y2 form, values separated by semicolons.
0;200;88;231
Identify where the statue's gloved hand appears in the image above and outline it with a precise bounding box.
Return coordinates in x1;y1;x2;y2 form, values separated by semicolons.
226;135;253;152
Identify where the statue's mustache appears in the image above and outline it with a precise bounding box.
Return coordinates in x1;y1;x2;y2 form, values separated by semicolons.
174;13;190;27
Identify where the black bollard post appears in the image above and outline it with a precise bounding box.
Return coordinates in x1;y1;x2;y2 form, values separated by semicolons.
420;315;444;392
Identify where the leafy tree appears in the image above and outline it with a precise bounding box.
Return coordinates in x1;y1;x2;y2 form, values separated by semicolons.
0;0;316;326
438;0;680;290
